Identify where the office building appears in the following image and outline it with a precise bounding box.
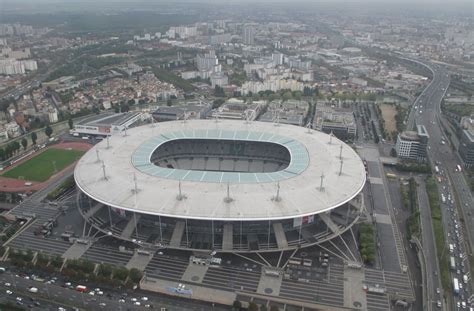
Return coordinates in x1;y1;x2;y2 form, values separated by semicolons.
395;125;429;162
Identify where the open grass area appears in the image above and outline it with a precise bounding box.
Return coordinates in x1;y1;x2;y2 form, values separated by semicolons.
2;148;84;182
425;176;451;293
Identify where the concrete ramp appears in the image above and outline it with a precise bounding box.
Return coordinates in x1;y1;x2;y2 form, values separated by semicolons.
126;250;154;270
62;242;91;260
170;221;185;247
181;262;208;284
84;203;103;219
319;212;339;233
223;223;233;251
272;222;288;249
121;214;141;239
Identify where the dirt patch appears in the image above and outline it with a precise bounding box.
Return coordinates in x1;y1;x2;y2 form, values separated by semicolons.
51;142;92;152
379;104;397;134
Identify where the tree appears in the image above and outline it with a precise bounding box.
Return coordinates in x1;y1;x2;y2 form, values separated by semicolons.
282;91;292;102
128;268;143;283
12;141;20;154
0;148;4;161
260;305;268;311
31;132;37;145
269;306;280;311
232;300;242;311
214;85;225;97
45;125;53;138
248;302;258;311
120;103;130;113
68;118;73;130
167;99;173;107
113;267;129;281
390;148;397;157
21;138;27;150
213;98;225;109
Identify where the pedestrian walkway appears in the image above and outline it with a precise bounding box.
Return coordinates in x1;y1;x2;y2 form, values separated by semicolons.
62;242;91;260
256;272;282;296
126;250;155;270
181;262;208;284
343;268;366;309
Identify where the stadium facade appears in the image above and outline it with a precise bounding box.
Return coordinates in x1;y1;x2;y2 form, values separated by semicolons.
74;120;366;253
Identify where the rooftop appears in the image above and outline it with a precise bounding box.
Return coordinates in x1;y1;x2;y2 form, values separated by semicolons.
74;120;366;221
78;112;142;127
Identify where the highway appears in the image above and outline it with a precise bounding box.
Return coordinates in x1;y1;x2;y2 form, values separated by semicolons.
0;267;231;311
402;57;473;309
416;177;443;310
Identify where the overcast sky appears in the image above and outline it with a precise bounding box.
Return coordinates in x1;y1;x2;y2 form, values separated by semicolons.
0;0;472;4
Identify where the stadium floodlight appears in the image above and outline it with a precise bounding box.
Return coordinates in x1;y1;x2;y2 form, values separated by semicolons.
224;182;233;203
329;131;334;144
101;161;107;181
319;173;325;191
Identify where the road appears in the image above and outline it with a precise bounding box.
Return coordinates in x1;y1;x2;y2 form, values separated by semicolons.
402;56;473;309
0;268;230;311
416;177;443;310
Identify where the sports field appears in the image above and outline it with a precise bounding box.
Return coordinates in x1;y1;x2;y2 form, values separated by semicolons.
2;148;85;182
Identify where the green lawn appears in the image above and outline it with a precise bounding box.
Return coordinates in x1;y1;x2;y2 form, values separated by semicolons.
2;148;85;182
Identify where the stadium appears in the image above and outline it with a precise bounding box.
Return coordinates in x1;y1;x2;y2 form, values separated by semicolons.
74;119;366;253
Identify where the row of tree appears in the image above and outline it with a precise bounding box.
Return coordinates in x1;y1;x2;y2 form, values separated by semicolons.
0;124;54;162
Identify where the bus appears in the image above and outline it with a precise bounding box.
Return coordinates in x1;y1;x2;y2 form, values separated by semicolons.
75;285;87;293
435;166;439;174
456;164;462;172
386;173;397;179
450;257;456;270
453;278;460;295
449;244;454;253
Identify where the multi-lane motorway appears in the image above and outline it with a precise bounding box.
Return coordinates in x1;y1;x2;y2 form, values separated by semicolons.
403;57;474;309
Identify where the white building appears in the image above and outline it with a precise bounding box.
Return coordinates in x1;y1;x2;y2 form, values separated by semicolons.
272;52;284;66
48;109;58;123
243;26;255;45
210;73;228;88
0;59;25;75
1;47;30;59
169;26;197;39
22;59;37;71
5;122;21;138
240;79;304;95
0;128;8;142
196;50;219;71
288;57;311;71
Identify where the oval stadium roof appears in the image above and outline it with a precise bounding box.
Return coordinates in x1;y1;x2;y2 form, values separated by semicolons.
74;120;366;221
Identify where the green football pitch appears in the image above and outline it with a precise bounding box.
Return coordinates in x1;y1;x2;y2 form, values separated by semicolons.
2;148;85;182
